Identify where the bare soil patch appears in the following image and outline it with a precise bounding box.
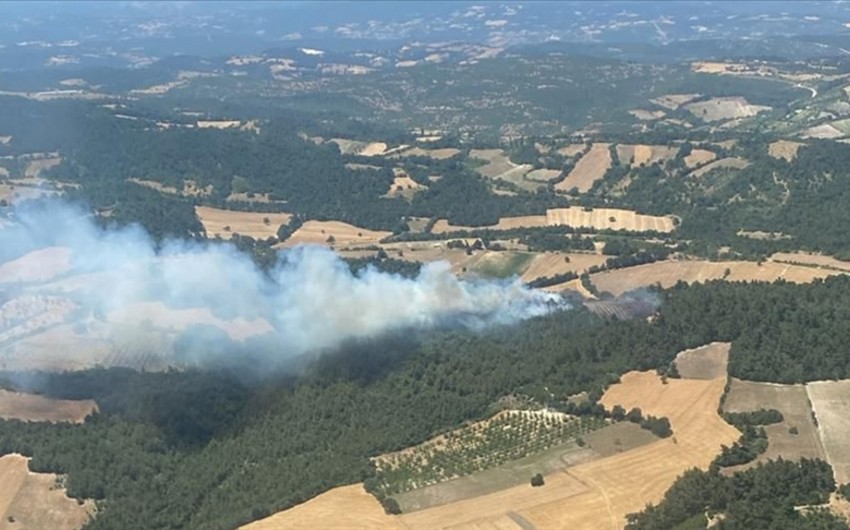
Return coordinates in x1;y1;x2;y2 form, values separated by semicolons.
0;390;97;423
674;342;730;380
723;379;825;470
806;380;850;484
0;454;94;530
281;220;391;248
768;140;804;162
195;206;291;240
555;143;611;193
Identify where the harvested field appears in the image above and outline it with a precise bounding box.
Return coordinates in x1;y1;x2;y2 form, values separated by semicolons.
240;484;404;530
520;253;608;283
802;123;844;139
650;94;700;110
24;157;62;178
0;247;72;284
390;147;460;160
329;139;389;156
384;175;426;199
430;215;548;234
468;149;539;191
468;251;535;278
674;342;729;380
0;454;94;530
0;183;58;204
615;144;678;167
685;97;771;122
0;390;97;423
684;148;717;168
590;259;845;297
723;379;825;469
281;220;391;248
688;157;749;178
628;109;666;120
546;207;675;233
555;143;611;193
526;168;562;182
770;252;850;272
768;140;804;161
556;144;586;157
806;380;850;484
196;120;240;129
195;206;291;240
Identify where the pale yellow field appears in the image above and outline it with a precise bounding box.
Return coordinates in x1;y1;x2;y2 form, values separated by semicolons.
590;259;844;296
769;252;850;272
0;183;58;204
520;253;608;283
385;175;426;198
281;220;391;248
430;216;548;234
615;145;678;166
546;207;675;233
24;157;62;178
688;157;749;178
0;454;94;530
683;148;717;168
525;168;562;182
685;97;771;122
650;94;700;110
628;109;666;121
390;147;460;160
196;120;240;129
806;380;850;484
674;342;730;380
556;143;611;193
195;206;291;240
0;247;72;284
0;390;97;423
768;140;804;161
803;123;844;139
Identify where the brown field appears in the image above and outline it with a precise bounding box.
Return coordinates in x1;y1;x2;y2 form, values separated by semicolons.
390;147;460;160
724;379;825;470
615;145;678;167
688;157;750;178
650;94;700;110
683;148;717;168
281;220;391;248
685;97;771;122
249;368;737;530
24;157;62;178
769;252;850;272
195;206;291;240
526;168;562;182
556;144;587;157
674;342;729;380
555;143;611;193
520;253;608;283
0;454;94;530
806;380;850;484
546;207;676;233
590;259;845;297
0;390;97;423
628;109;666;121
0;247;72;284
768;140;804;162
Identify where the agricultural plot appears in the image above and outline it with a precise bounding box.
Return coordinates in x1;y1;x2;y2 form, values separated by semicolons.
371;410;607;499
0;454;94;530
520;253;608;284
687;157;750;178
0;183;58;204
650;93;700;110
684;148;717;168
589;259;845;297
556;144;586;157
802;123;844;139
429;215;548;234
628;109;666;120
615;144;678;167
467;251;535;279
555;143;611;193
546;207;675;233
384;174;426;199
769;252;850;272
328;139;390;156
768;140;804;161
723;379;825;469
806;380;850;484
468;149;539;192
389;147;460;160
674;342;730;380
684;97;771;123
0;390;97;423
0;247;72;284
195;206;291;240
24;156;62;178
281;220;391;248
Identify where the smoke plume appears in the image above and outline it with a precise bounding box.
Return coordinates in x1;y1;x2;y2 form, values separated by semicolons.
0;200;568;368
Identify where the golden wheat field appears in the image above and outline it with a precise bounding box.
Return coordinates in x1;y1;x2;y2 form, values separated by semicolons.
195;206;292;240
555;143;611;193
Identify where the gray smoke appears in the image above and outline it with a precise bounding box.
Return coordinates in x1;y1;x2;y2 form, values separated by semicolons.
0;201;569;367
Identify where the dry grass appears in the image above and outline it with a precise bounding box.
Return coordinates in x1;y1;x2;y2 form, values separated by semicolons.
629;109;666;121
520;253;608;283
806;381;850;484
526;168;562;182
556;143;612;193
769;252;850;272
685;97;771;122
0;247;72;284
0;390;97;423
650;94;700;110
684;149;717;168
674;342;730;380
802;123;844;139
0;454;94;530
385;175;426;199
195;206;291;240
0;184;58;204
281;220;391;248
430;215;548;234
24;157;62;178
590;259;845;297
196;120;240;129
723;379;825;470
390;147;460;160
556;144;587;157
768;140;804;162
615;145;678;167
546;207;675;233
688;157;750;178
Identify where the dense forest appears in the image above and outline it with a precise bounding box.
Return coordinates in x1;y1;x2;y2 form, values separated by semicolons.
2;277;850;527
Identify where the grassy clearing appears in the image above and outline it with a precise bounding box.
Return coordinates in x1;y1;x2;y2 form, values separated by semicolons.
470;252;535;279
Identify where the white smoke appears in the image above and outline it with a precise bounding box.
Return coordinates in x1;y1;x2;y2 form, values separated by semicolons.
0;201;569;366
